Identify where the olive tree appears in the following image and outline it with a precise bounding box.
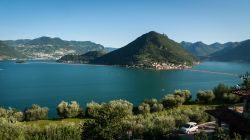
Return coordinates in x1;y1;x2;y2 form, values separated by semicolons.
174;89;192;102
0;107;24;122
24;104;49;121
197;90;215;103
162;94;185;108
142;99;163;113
82;100;133;140
57;101;81;118
138;103;150;114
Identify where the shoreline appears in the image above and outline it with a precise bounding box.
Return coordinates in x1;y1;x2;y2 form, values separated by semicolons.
57;60;198;70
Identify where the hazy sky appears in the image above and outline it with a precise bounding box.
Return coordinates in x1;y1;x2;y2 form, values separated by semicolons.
0;0;250;48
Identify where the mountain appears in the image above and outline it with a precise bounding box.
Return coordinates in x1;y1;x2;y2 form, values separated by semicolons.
0;41;26;60
104;47;117;52
209;39;250;62
92;31;198;69
181;41;242;59
57;51;106;63
1;37;105;60
181;41;226;57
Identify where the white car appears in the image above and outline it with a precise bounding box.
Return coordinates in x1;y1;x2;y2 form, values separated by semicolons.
180;122;198;134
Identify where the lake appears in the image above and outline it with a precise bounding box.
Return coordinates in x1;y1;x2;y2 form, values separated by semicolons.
0;61;249;118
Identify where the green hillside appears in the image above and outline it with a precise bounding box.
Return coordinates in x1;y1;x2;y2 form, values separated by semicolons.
1;37;105;60
0;41;26;60
57;51;106;63
92;31;198;68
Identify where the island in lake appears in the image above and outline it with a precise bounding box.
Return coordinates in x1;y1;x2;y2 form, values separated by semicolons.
57;31;199;70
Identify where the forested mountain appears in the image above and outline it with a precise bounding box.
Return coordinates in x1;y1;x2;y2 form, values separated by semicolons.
92;31;198;69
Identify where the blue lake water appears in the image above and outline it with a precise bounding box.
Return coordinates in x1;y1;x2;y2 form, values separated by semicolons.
0;60;249;118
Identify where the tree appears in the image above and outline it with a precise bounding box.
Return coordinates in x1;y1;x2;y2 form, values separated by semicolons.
0;107;24;122
57;101;81;118
142;98;163;113
24;104;49;121
197;90;215;103
162;94;185;108
174;89;192;102
82;100;133;140
138;103;150;114
213;83;231;100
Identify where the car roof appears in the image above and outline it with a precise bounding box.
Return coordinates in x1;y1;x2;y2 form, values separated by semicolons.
186;122;197;125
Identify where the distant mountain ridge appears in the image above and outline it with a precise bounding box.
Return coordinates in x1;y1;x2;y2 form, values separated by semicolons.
208;39;250;62
181;41;235;57
182;39;250;62
0;37;115;60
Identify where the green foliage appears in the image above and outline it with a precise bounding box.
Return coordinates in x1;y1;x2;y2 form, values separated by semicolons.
197;90;215;103
213;83;231;100
0;41;26;60
58;51;106;63
162;94;185;108
194;130;208;140
222;93;240;103
0;107;24;122
174;89;192;102
0;118;24;140
82;100;133;140
213;127;230;140
0;117;81;140
140;98;163;113
138;103;151;114
24;104;49;121
57;101;81;118
24;123;81;140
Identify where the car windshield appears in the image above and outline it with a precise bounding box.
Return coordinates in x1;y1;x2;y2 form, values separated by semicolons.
183;124;191;128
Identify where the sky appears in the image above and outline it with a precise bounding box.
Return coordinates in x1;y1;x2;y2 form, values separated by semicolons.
0;0;250;48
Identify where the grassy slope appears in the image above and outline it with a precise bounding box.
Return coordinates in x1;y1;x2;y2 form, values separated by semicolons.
23;118;85;127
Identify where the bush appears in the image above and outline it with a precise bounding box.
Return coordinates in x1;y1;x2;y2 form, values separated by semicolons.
0;107;24;122
82;100;133;140
57;101;81;118
174;89;192;102
142;99;163;113
151;103;163;113
138;103;150;114
24;104;49;121
222;93;240;103
24;123;81;140
213;83;231;100
162;94;185;108
0;118;24;140
197;90;215;103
